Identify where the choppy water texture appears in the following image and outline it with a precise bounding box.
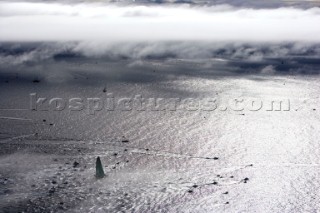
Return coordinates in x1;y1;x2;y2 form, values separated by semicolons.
0;59;320;212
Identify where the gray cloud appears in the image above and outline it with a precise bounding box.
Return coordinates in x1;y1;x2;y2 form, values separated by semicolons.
1;42;320;74
0;0;319;9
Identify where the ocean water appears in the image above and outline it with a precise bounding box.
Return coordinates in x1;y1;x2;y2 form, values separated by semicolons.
0;57;320;212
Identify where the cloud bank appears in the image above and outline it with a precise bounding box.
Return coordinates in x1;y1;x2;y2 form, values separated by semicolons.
1;42;320;64
1;1;319;77
1;2;320;42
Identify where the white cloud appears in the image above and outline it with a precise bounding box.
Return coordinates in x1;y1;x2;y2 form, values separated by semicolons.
260;65;276;74
0;2;320;42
